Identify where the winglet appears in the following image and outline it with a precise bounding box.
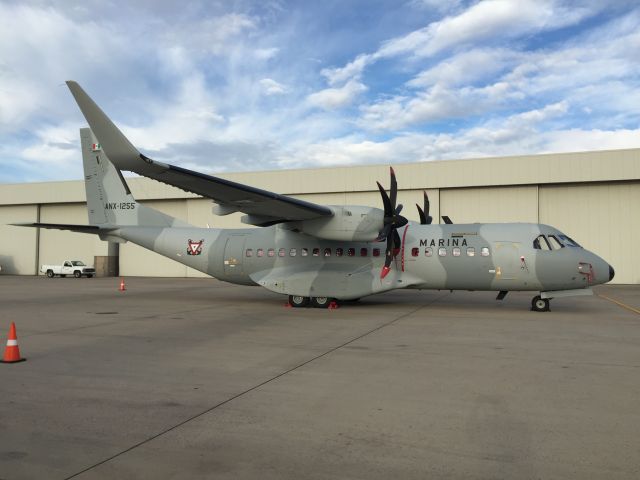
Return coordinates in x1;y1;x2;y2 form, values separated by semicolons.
65;81;140;171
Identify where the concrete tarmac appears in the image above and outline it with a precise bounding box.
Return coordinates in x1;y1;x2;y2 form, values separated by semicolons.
0;276;638;479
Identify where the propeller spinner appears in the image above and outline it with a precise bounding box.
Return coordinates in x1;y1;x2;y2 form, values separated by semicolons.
376;167;408;279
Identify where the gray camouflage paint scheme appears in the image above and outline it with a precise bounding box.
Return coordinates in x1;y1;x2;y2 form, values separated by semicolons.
79;127;612;302
18;81;613;308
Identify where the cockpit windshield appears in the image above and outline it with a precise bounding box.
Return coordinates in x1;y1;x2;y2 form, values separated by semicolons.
558;235;581;247
533;233;582;250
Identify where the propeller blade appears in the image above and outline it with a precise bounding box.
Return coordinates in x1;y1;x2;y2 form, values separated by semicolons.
396;215;408;228
395;203;403;216
423;191;432;224
376;181;392;216
376;223;392;242
389;167;397;211
416;204;426;224
392;228;401;251
380;234;394;279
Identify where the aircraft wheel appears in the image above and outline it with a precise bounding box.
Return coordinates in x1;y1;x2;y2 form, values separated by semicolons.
46;270;54;278
289;295;310;308
531;296;550;312
311;296;333;308
74;270;82;278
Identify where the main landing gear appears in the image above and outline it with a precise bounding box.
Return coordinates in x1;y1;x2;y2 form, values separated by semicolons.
531;295;550;312
288;295;336;309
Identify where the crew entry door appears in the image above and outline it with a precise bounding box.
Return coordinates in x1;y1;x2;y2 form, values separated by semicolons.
493;241;523;281
223;235;247;276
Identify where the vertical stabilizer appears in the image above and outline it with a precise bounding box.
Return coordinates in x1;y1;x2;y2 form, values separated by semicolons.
80;128;190;228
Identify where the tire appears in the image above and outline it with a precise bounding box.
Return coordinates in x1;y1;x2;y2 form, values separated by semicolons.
531;295;550;312
311;296;333;308
87;274;93;278
74;270;81;278
46;270;54;278
60;274;66;278
289;295;310;308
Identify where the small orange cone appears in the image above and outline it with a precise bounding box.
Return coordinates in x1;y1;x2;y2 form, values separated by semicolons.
2;322;26;363
119;278;126;292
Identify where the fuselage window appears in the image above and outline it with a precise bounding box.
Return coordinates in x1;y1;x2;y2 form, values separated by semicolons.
301;248;308;257
466;247;475;257
257;248;264;257
268;248;275;257
533;235;551;250
481;247;490;257
360;248;368;257
452;247;461;257
347;248;355;256
548;235;564;250
289;248;297;257
246;249;253;257
324;248;331;257
312;248;320;257
411;247;419;257
336;247;344;257
278;248;286;257
438;247;447;257
425;247;433;257
373;248;381;257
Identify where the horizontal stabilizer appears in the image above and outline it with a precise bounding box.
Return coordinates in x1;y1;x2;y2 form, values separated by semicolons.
12;222;112;234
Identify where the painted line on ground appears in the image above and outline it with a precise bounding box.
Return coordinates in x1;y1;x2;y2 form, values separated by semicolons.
597;294;640;315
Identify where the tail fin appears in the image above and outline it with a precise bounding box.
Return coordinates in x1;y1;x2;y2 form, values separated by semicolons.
80;127;189;228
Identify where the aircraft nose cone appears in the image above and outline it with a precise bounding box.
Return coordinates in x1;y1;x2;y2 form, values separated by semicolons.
609;265;615;282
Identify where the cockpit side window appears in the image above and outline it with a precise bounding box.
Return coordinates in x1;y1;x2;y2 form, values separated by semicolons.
547;235;564;250
533;235;551;250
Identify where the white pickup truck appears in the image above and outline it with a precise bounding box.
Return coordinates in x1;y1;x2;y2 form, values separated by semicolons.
41;260;95;278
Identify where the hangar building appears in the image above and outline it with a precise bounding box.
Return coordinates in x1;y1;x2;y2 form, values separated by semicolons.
0;148;638;284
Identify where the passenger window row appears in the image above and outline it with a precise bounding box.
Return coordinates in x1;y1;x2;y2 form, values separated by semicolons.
246;246;491;258
246;247;382;258
411;246;490;257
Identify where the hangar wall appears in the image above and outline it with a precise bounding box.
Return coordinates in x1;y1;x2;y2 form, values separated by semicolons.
1;149;639;284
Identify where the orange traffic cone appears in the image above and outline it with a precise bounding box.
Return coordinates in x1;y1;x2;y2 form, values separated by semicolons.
119;278;126;292
2;322;26;363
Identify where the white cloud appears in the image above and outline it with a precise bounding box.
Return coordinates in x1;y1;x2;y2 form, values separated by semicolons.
259;78;287;95
307;80;367;110
320;54;373;86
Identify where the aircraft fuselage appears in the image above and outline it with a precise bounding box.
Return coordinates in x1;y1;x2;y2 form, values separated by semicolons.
116;221;612;301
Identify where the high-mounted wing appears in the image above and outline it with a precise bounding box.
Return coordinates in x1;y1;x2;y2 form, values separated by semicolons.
65;81;333;226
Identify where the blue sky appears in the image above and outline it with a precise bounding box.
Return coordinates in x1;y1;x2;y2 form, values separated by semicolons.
1;0;639;183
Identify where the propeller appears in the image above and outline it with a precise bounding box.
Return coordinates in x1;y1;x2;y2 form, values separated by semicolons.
416;191;433;225
376;167;408;279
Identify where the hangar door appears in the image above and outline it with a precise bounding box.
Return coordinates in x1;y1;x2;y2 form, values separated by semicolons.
439;186;538;224
539;182;640;284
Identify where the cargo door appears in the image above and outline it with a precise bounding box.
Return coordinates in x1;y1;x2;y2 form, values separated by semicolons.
223;235;247;276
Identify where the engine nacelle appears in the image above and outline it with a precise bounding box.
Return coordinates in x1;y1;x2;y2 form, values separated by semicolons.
290;206;385;241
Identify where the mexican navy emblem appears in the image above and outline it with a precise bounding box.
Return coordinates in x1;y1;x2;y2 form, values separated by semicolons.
187;239;204;255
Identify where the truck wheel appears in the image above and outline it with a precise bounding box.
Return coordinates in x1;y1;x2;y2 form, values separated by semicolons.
87;274;93;278
74;270;81;278
46;270;54;278
61;274;66;278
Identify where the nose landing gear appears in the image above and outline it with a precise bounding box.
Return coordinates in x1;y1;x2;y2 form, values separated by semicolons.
531;295;550;312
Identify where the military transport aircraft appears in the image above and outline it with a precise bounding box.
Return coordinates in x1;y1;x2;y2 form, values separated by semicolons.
17;81;615;311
